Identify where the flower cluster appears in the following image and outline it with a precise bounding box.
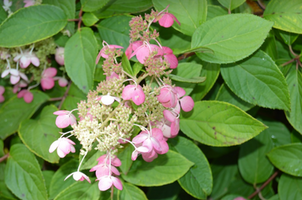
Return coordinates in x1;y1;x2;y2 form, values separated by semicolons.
0;38;68;103
49;6;194;192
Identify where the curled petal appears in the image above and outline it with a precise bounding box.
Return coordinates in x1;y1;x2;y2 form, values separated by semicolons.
112;177;123;190
180;96;194;112
132;132;148;144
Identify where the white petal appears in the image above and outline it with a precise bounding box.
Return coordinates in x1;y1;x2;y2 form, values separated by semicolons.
9;69;19;76
101;95;115;105
10;75;20;84
19;72;28;82
1;69;10;78
49;140;59;153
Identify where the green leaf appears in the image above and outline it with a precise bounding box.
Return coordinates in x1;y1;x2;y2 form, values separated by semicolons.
97;15;132;50
122;53;134;77
5;144;47;200
279;174;302;200
218;0;245;11
42;170;55;196
170;136;212;199
0;90;49;140
263;0;302;34
93;0;152;18
0;140;3;157
0;163;17;200
61;83;87;111
0;5;67;47
171;62;202;95
18;105;61;163
285;67;302;134
238;131;274;184
267;143;302;177
216;83;254;112
117;144;133;175
180;101;267;146
192;14;273;64
278;29;299;45
191;59;220;101
81;0;109;12
49;159;78;199
168;74;206;83
221;50;290;111
54;180;100;200
82;12;99;26
180;46;214;55
260;34;278;60
119;182;148;200
132;62;143;77
207;5;228;21
153;0;207;36
147;182;181;200
65;27;98;93
80;149;104;170
0;6;7;24
122;150;193;186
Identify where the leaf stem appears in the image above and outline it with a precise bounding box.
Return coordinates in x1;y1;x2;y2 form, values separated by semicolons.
248;170;279;199
0;153;9;163
78;8;83;30
58;81;72;109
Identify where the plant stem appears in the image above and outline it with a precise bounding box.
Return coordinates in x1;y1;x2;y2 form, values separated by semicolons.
0;153;9;163
248;171;279;199
58;81;72;109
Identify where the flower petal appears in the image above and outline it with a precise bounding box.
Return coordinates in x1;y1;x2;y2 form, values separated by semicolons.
112;177;123;190
49;140;59;153
56;115;71;128
180;96;194;112
98;177;113;191
122;85;136;100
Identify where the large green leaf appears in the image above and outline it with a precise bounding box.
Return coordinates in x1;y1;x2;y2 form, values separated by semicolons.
117;144;133;175
19;105;61;163
279;174;302;200
207;5;227;20
153;0;207;36
0;90;49;140
81;0;109;12
5;144;48;200
216;83;254;112
65;27;98;93
221;50;290;111
0;5;67;47
263;0;302;34
122;150;193;186
97;15;132;49
119;182;148;200
238;131;274;184
285;68;302;134
180;101;267;146
170;136;212;199
61;83;87;112
191;60;220;101
54;180;100;200
192;14;273;64
267;143;302;177
49;159;78;199
0;6;7;24
218;0;245;11
278;30;299;45
93;0;152;18
0;163;17;200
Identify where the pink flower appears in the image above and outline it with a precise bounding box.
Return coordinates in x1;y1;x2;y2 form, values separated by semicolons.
41;67;57;90
23;0;35;7
14;50;40;68
125;41;143;59
1;68;28;85
53;110;77;128
162;110;179;138
55;47;64;65
162;47;178;69
57;77;68;87
17;89;33;103
0;86;5;103
97;175;123;191
154;6;181;28
96;42;123;64
13;81;27;93
122;84;145;105
49;137;76;158
131;145;149;161
129;43;162;64
64;171;91;183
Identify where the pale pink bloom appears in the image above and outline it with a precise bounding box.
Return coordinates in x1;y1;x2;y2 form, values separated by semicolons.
96;155;121;167
53;110;77;128
97;175;123;191
96;43;123;64
97;93;120;105
14;50;40;68
0;86;5;103
41;67;57;90
90;163;120;179
64;171;91;183
13;81;27;93
122;84;145;105
157;85;178;108
174;87;194;112
57;77;68;87
23;0;34;7
49;137;76;158
125;41;143;59
55;47;64;65
162;47;178;69
131;145;149;161
1;68;28;85
129;43;162;64
154;6;181;28
17;89;33;103
162;110;179;138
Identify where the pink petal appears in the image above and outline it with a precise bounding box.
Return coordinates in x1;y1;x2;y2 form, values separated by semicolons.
150;137;161;152
23;91;33;103
162;123;172;138
180;96;194;112
122;85;136;100
131;151;138;161
56;115;71;128
19;72;29;82
125;44;133;59
30;56;40;67
132;132;148;144
1;69;9;78
58;77;68;87
163;110;176;122
131;86;145;105
142;149;158;162
43;68;57;77
158;13;175;28
95;166;110;178
162;46;173;54
174;87;186;98
69;114;77;126
49;140;59;153
20;56;30;68
111;166;120;175
106;72;119;80
151;128;164;141
111;157;122;167
57;148;67;158
0;95;5;103
17;90;27;98
41;77;55;90
157;88;171;103
96;50;102;64
112;177;123;190
137;146;149;153
170;119;180;138
0;86;5;95
157;139;169;154
143;139;154;152
164;54;178;69
97;154;107;163
53;110;69;115
98;177;113;191
135;45;151;64
10;75;20;85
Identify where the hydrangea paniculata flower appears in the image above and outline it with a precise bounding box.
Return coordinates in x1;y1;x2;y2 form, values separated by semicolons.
122;84;145;105
17;89;33;103
41;67;57;90
55;47;65;65
53;110;77;128
14;48;40;69
49;137;76;158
